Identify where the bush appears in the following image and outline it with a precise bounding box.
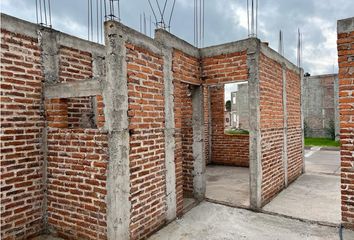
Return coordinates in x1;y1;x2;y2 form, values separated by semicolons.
325;120;336;140
304;121;311;138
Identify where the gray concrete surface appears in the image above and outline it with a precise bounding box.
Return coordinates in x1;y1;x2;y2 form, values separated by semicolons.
305;150;340;175
206;165;249;207
264;150;341;225
149;201;346;240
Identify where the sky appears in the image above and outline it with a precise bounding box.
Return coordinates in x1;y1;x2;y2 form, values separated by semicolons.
1;0;353;75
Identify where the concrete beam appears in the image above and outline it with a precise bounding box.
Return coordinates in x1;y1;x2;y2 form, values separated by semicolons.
192;86;206;200
260;44;301;75
200;38;257;58
44;79;102;99
114;21;162;55
1;13;38;38
57;33;104;56
282;65;289;187
337;17;354;33
163;48;177;221
103;20;130;240
155;29;199;58
247;41;262;210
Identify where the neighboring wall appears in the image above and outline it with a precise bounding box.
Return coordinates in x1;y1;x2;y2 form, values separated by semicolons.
259;46;303;205
337;17;354;230
303;74;339;138
1;27;45;239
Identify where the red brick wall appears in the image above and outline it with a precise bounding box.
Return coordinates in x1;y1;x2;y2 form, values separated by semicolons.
202;51;248;85
337;27;354;229
259;53;285;204
174;81;194;195
286;69;302;183
46;129;108;239
1;29;45;239
209;86;249;166
172;50;201;214
259;53;302;204
202;51;249;167
126;44;166;239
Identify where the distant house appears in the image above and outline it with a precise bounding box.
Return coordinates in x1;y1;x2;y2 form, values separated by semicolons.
230;83;249;130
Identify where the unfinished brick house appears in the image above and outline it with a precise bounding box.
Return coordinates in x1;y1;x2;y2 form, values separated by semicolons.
337;17;354;230
1;13;304;239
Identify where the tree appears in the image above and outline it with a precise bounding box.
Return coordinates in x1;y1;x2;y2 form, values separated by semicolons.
225;100;231;112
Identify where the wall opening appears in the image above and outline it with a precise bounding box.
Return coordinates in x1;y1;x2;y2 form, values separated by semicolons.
205;82;250;208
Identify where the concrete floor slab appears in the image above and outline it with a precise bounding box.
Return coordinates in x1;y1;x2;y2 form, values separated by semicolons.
263;173;341;224
149;201;342;240
205;165;249;207
305;150;340;175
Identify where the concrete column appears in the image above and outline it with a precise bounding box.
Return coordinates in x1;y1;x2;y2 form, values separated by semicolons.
163;48;177;221
282;65;289;186
300;69;306;173
333;75;340;140
247;39;262;210
103;21;130;240
38;28;59;233
192;86;206;200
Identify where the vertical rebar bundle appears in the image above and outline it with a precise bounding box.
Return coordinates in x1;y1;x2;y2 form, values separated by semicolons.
278;30;284;56
247;0;258;38
35;0;52;28
147;0;176;32
88;0;107;44
193;0;205;47
297;28;303;68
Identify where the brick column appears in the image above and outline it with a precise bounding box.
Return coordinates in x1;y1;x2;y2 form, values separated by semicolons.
337;17;354;230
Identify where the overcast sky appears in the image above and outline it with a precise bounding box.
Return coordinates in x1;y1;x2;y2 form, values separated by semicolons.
1;0;353;75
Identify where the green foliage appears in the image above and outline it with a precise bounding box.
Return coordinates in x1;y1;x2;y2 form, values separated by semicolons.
325;120;336;140
225;100;231;112
304;138;340;147
224;128;249;135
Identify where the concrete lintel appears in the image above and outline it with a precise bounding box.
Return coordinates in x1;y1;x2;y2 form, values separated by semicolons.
337;17;354;33
44;79;102;99
260;44;300;75
282;65;289;187
111;21;163;55
192;86;206;200
103;20;130;240
1;13;39;38
200;38;258;58
155;29;199;58
247;41;262;210
163;48;177;221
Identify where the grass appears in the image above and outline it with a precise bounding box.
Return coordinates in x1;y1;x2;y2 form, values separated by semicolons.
304;138;340;147
224;129;249;135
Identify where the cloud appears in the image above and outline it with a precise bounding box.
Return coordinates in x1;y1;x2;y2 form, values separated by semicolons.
1;0;353;75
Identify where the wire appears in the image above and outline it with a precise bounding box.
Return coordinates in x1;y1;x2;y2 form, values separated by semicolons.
35;0;39;24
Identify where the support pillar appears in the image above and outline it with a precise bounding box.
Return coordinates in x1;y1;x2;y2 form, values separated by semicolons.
103;20;130;240
192;86;205;200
